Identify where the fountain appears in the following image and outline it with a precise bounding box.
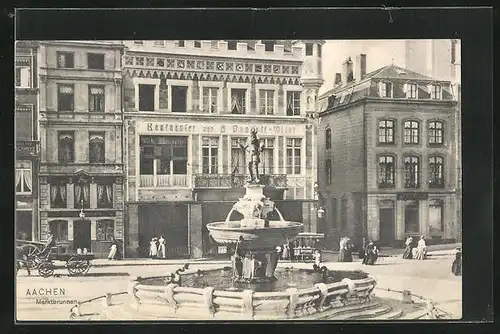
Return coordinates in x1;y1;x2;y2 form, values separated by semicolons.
75;129;435;321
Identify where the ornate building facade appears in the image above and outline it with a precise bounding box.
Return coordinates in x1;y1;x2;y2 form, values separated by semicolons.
317;55;460;247
122;40;324;258
15;41;40;241
38;41;125;257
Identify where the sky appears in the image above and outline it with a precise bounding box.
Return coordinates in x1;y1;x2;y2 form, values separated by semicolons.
319;40;407;94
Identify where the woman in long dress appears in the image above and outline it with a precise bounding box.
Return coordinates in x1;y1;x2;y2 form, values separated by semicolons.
158;235;166;259
282;243;289;260
402;236;414;259
338;237;346;262
363;241;377;265
108;238;117;260
451;247;462;276
344;238;354;262
149;237;158;259
415;236;427;260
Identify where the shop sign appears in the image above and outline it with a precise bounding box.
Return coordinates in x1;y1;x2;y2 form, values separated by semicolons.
138;121;305;136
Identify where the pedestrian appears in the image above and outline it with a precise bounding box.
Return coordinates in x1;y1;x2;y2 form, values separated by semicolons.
338;237;346;262
344;237;354;262
282;243;289;260
158;235;166;259
108;239;117;260
415;236;427;260
451;247;462;276
149;237;158;259
362;241;378;265
403;236;414;259
313;249;322;268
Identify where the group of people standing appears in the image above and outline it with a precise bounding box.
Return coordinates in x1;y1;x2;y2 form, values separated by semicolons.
338;237;379;265
402;235;427;260
149;235;167;259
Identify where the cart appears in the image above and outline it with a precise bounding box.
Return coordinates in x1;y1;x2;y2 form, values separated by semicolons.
37;252;95;278
292;233;325;263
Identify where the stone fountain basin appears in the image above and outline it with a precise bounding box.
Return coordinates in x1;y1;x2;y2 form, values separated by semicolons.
206;221;303;250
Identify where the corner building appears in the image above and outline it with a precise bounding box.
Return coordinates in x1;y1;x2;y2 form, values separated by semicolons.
123;40;324;258
318;55;460;247
38;41;125;257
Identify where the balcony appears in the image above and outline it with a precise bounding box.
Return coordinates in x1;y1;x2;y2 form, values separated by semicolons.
16;140;39;157
193;174;287;189
139;174;189;188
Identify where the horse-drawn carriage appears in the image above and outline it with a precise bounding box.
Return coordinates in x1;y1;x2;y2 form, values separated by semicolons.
16;240;94;278
292;232;325;262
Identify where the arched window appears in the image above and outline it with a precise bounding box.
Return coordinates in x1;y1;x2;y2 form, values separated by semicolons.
404;155;420;188
58;132;75;163
428;121;444;145
378;155;395;188
429;156;445;188
326;159;332;185
378;119;395;144
325;128;332;149
404;120;420;144
49;220;68;242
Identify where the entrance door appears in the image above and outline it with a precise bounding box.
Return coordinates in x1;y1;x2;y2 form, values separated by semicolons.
404;201;420;235
73;220;91;251
379;208;395;246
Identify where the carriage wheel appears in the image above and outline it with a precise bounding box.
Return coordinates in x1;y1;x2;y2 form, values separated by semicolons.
38;261;55;278
21;244;41;269
67;258;90;276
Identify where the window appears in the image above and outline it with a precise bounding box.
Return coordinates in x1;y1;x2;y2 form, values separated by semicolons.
57;52;74;68
263;40;276;52
261;138;275;175
58;84;74;111
74;181;90;209
58;132;75;163
140;136;188;176
227;40;237;50
177;40;185;47
404;156;420;188
138;84;155;111
89;85;105;112
429;84;442;99
428;121;444;145
378;120;395;144
202;137;219;174
50;182;67;208
231;138;247;175
404;120;420;144
49;220;68;242
305;43;313;56
97;184;113;208
378;156;395;188
286;91;301;116
325;128;332;149
405;83;418;99
326;159;332;185
154;40;165;46
133;41;144;45
259;90;274;115
378;81;393;98
96;220;114;241
87;53;105;70
15;66;31;87
202;87;218;113
429;156;444;188
16;105;33;140
286;138;302;174
89;132;105;163
230;89;246;114
194;40;201;48
172;86;188;112
15;161;32;194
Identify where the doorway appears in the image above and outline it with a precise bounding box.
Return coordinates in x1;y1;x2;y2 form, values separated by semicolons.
73;220;91;251
379;208;395;246
404;201;420;235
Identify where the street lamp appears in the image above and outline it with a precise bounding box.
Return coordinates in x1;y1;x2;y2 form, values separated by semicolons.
79;200;86;219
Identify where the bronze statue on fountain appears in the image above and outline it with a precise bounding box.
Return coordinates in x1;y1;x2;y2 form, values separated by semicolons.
239;128;265;184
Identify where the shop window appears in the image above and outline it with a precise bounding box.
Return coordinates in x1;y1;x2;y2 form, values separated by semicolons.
58;84;74;111
230;89;246;114
58;132;75;163
286;138;301;175
259;90;274;115
50;182;67;208
87;53;105;70
138;84;155;111
404;120;420;144
15;161;32;194
49;220;68;242
202;137;219;174
429;156;445;188
57;51;74;68
404;156;420;188
89;85;105;112
378;119;395;144
171;86;188;112
286;91;301;116
428;121;444;145
378;155;395;188
96;220;114;241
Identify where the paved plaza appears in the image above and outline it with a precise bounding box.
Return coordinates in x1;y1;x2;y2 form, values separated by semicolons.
15;249;461;321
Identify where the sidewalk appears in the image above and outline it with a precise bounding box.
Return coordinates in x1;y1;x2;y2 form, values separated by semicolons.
91;243;460;268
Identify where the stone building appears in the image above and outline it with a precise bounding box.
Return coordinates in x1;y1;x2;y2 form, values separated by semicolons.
15;41;40;241
317;54;460;247
37;41;125;257
122;40;324;258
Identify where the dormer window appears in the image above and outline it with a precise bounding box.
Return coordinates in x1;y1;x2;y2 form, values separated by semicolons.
263;40;276;52
404;83;418;99
378;81;393;98
429;84;442;99
177;40;185;47
227;41;237;50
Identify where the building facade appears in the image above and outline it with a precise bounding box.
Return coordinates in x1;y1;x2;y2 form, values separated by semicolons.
122;40;324;258
38;41;125;257
15;41;40;241
317;55;460;247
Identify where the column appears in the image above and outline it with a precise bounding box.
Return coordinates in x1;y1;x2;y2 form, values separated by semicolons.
189;203;203;258
90;182;97;209
68;219;74;241
395;200;405;240
90;219;97;240
67;183;75;209
126;203;139;258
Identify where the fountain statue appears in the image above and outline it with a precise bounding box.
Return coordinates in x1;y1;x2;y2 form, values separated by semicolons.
238;128;265;184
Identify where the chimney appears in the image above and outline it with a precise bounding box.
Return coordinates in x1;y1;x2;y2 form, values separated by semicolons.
355;53;367;81
334;73;342;86
342;57;354;84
